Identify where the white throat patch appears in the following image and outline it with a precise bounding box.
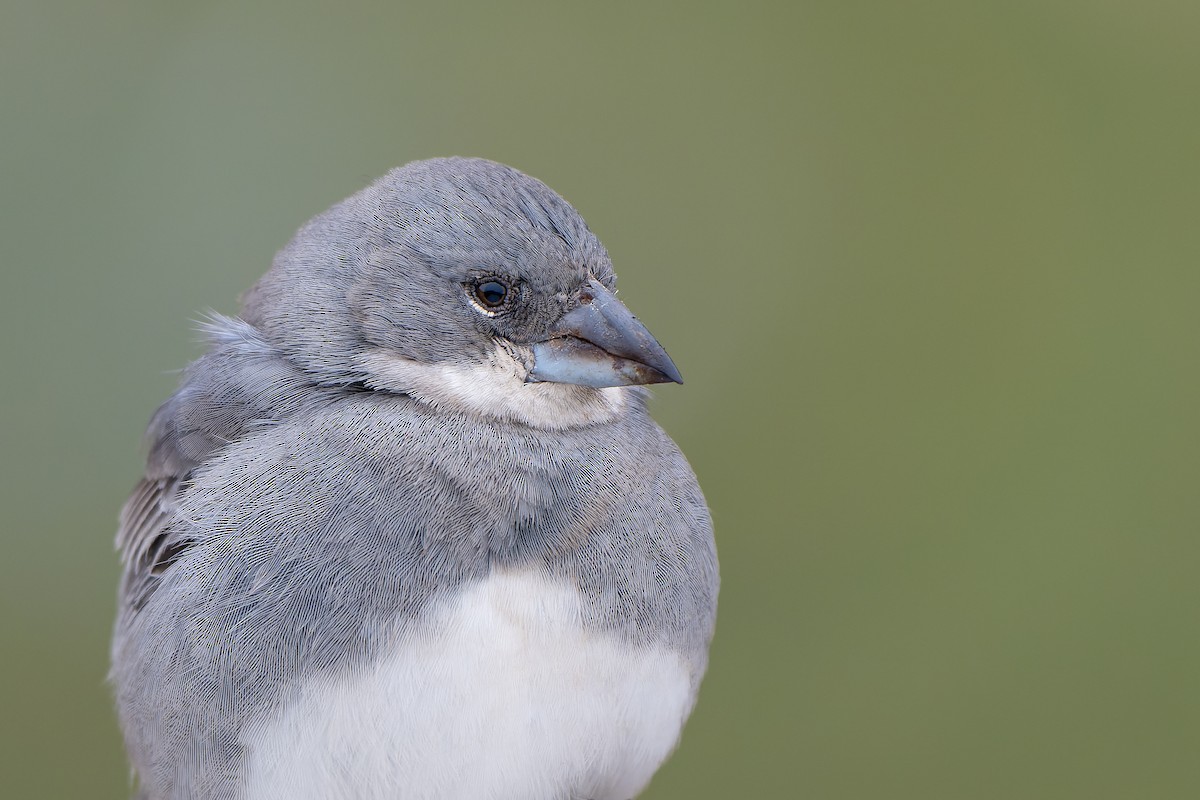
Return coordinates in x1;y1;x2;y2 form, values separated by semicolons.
356;344;627;430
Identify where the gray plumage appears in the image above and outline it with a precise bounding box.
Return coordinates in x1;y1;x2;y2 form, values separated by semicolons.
112;158;717;800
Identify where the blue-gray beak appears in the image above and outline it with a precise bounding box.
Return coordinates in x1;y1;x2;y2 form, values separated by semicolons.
526;278;683;388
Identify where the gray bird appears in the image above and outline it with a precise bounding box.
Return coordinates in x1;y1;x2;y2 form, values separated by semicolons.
111;157;718;800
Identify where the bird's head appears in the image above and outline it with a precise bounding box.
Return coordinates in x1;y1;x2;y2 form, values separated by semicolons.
242;157;680;429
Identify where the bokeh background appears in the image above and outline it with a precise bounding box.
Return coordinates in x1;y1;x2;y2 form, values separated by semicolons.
3;2;1199;797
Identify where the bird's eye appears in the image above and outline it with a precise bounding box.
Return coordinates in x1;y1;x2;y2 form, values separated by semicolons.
473;279;509;309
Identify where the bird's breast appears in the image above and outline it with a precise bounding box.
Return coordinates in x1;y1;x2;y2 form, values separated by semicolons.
240;568;694;800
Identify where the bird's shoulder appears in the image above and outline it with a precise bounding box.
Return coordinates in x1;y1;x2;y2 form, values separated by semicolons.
115;315;342;608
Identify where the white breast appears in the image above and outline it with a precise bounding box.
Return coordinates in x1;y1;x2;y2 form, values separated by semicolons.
241;569;694;800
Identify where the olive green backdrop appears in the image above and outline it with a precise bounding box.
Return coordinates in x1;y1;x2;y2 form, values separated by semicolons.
3;2;1198;797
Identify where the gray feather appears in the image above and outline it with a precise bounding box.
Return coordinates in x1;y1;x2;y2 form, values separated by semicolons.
111;158;717;800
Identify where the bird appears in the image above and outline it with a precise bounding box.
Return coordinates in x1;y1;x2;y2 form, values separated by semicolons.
111;157;718;800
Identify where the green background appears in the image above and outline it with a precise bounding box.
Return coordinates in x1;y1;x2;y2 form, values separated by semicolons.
3;2;1198;797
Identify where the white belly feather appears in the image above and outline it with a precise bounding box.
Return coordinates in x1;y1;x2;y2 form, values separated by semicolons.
241;569;694;800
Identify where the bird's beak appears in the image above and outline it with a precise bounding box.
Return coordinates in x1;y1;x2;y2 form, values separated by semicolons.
526;278;683;388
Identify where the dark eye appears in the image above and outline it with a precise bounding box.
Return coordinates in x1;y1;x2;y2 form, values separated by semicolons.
474;279;508;309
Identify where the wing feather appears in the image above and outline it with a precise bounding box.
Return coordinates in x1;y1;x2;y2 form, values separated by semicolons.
115;314;312;611
116;476;190;609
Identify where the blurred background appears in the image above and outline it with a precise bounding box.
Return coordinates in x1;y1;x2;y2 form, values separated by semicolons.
3;1;1199;797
